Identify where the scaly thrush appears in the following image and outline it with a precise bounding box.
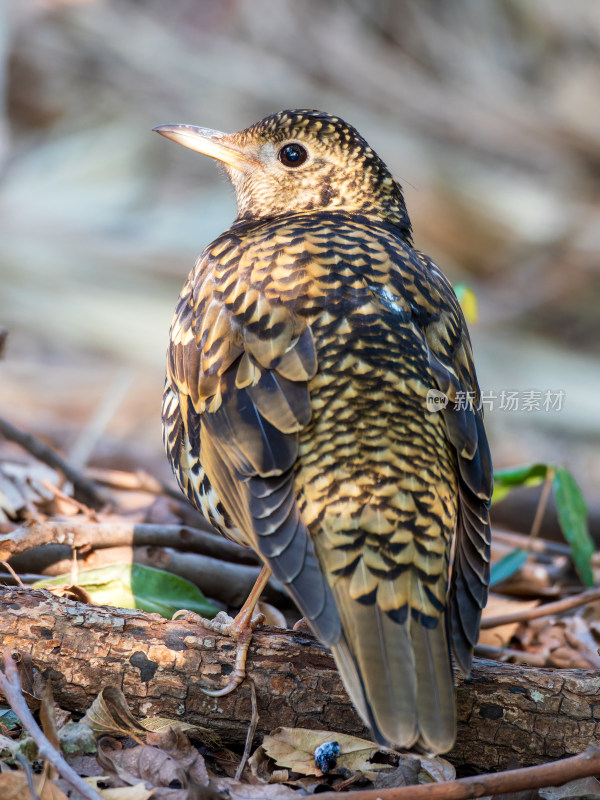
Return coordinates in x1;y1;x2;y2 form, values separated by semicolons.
155;109;492;754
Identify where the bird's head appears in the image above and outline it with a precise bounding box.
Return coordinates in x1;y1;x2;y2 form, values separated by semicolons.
154;109;411;236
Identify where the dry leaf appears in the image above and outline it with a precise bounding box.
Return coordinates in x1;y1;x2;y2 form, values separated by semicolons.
144;728;209;787
98;783;155;800
141;717;219;749
539;775;600;798
371;758;420;789
417;753;456;783
97;730;209;792
479;593;540;648
253;727;398;778
36;771;69;800
82;685;217;749
0;770;30;800
256;601;286;628
44;584;94;604
98;738;186;788
214;776;298;799
0;461;61;521
82;686;148;738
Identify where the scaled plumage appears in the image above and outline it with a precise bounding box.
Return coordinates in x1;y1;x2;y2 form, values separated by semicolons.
156;110;492;753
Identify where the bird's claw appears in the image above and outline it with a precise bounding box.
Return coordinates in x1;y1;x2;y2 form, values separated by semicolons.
173;608;265;696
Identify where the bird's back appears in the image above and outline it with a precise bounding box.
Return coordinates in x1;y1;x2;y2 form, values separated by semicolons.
163;209;491;753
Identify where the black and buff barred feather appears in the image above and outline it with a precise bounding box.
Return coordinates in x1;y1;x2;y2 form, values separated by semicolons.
156;110;492;753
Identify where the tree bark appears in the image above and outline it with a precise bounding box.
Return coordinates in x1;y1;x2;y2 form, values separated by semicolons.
1;585;598;772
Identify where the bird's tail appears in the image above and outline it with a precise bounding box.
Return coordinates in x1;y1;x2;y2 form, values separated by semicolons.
330;592;455;754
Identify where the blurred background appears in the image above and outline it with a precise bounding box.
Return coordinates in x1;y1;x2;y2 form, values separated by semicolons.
1;0;599;512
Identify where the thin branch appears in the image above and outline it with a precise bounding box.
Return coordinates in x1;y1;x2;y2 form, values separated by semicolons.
492;529;570;556
1;559;25;586
15;753;41;800
0;417;109;509
67;369;133;469
0;650;102;800
0;518;256;565
314;744;600;799
529;467;555;541
235;678;258;781
481;586;600;629
85;466;187;503
474;644;548;666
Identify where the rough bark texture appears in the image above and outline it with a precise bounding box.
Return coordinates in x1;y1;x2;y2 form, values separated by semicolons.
1;585;598;772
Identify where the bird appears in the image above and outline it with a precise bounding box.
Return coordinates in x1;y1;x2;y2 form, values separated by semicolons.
154;109;492;754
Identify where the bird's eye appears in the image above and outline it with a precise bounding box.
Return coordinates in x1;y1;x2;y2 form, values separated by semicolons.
278;143;308;168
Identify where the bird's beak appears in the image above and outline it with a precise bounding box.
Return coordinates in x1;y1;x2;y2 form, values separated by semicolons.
153;124;259;170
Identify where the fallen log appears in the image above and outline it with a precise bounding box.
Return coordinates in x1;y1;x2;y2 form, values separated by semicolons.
1;585;598;772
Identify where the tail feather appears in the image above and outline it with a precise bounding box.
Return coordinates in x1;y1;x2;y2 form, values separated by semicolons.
330;590;455;754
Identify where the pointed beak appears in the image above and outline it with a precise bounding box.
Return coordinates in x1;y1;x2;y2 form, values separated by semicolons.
153;124;259;170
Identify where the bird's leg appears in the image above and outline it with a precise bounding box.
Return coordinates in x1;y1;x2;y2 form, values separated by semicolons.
173;565;272;697
292;617;312;633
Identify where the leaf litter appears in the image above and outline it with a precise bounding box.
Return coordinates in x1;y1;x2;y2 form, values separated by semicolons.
0;348;598;796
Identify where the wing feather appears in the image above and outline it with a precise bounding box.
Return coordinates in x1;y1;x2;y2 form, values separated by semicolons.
165;251;341;647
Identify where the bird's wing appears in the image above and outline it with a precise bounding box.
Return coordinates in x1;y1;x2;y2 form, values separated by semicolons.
382;249;493;674
164;251;341;646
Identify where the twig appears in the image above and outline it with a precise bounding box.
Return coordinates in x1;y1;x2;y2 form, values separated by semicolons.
0;328;7;358
15;753;41;800
314;744;600;799
0;650;102;800
67;369;133;469
481;586;600;629
1;559;25;586
0;518;256;565
492;529;570;556
0;572;46;584
474;644;548;665
235;678;258;781
0;417;109;509
30;544;286;608
3;531;286;608
85;466;187;503
529;468;555;541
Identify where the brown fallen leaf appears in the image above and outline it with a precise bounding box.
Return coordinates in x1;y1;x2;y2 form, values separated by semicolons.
539;775;600;798
256;600;286;628
251;726;454;790
479;593;540;648
213;776;298;799
82;685;217;748
98;783;155;800
36;772;69;800
44;583;95;604
142;717;218;749
371;758;421;790
252;727;400;779
82;686;148;739
0;461;61;522
145;728;209;787
97;736;186;788
0;770;31;800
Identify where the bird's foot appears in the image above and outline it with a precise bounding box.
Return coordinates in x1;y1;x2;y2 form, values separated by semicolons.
292;616;312;633
173;608;265;696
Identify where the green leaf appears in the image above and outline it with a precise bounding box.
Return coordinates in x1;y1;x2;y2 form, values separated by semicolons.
492;463;549;505
553;468;595;587
490;549;528;586
0;708;20;730
33;564;219;620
